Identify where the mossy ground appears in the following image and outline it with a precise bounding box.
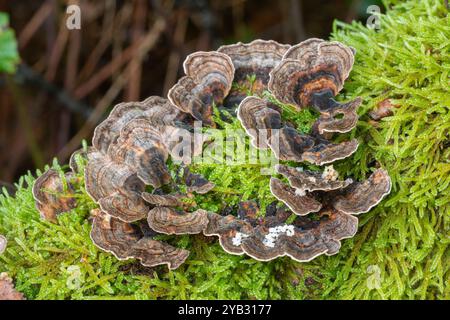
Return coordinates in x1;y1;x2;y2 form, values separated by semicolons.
0;0;449;300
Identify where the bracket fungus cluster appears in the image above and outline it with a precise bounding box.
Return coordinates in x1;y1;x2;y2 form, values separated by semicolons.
33;38;391;269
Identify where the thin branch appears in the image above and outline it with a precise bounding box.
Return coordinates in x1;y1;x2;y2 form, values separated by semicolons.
73;18;166;99
13;64;92;118
18;1;54;49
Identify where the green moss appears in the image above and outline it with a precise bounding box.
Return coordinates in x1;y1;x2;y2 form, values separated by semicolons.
0;168;321;300
324;0;449;299
0;0;449;300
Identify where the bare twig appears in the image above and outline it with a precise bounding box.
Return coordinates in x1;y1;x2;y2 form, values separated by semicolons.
45;21;69;81
14;64;92;118
18;1;54;49
162;9;188;95
6;76;44;168
77;0;118;82
56;17;167;160
125;0;148;101
73;18;166;99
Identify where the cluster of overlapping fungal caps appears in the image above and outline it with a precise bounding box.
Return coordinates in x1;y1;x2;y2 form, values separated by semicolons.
33;39;391;269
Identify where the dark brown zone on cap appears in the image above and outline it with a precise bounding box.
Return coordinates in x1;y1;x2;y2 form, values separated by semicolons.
292;65;342;107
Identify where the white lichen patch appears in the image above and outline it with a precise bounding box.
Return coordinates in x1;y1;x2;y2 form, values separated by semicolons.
322;165;339;181
232;231;250;246
263;224;295;248
307;176;317;183
295;188;306;196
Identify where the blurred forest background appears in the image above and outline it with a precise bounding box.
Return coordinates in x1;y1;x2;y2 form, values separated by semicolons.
0;0;382;187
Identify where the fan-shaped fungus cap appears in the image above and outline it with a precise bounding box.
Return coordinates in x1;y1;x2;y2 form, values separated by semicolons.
147;207;209;235
269;39;355;108
204;207;358;262
183;168;215;194
300;138;359;165
142;192;187;208
268;39;361;134
271;127;359;165
333;169;391;214
269;177;322;216
276;164;353;192
93;96;187;154
106;119;171;187
237;96;282;149
0;273;25;300
218;40;290;106
236;96;358;165
32;169;77;222
168;51;234;126
84;151;149;222
313;96;362;134
204;213;253;255
0;235;6;254
90;209;189;270
271;126;315;161
110;118;202;167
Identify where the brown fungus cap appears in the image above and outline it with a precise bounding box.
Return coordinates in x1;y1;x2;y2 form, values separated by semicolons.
218;40;290;105
142;192;188;208
236;96;358;165
237;96;282;149
276;164;353;192
147;207;209;235
299;138;359;166
268;39;361;134
84;151;149;222
270;126;315;161
183;168;215;194
204;207;358;262
106;119;171;187
113;118;203;165
333;169;391;214
0;273;25;300
313;97;362;134
93;96;187;154
90;209;189;270
269;177;322;216
237;200;260;220
168;51;234;126
269;38;355;108
204;213;252;255
32;169;77;222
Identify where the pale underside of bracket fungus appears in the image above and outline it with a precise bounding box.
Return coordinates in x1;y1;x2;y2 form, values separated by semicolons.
32;38;392;269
